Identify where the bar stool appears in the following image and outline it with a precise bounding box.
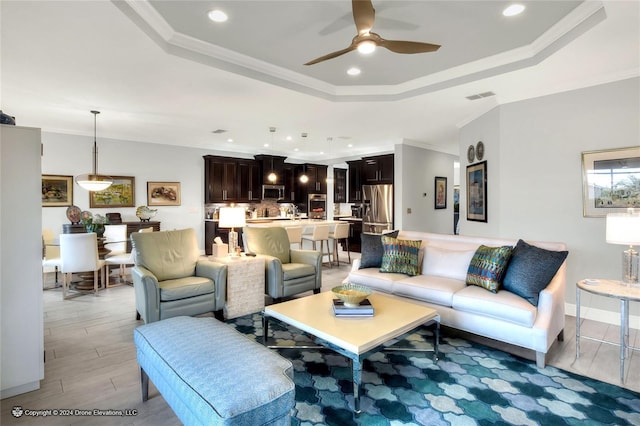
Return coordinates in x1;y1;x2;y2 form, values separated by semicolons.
329;222;351;266
301;225;332;267
285;226;303;249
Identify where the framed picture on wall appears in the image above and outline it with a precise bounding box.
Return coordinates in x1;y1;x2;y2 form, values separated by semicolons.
89;176;135;208
581;146;640;217
434;176;447;209
147;181;181;206
466;161;487;222
42;174;73;207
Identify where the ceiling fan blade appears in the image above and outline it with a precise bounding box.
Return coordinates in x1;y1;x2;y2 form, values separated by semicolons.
378;39;441;54
304;45;357;66
352;0;375;34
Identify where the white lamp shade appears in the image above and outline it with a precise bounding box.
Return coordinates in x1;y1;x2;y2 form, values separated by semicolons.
75;174;113;191
218;207;246;228
606;212;640;245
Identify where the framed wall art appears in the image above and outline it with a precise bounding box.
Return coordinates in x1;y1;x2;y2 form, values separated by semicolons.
582;146;640;217
89;176;135;208
434;176;447;209
147;181;181;206
466;161;487;222
42;174;73;207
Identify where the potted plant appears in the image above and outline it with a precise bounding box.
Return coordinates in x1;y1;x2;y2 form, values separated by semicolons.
81;213;109;237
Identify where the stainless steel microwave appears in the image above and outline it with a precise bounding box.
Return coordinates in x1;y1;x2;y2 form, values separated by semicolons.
262;184;285;200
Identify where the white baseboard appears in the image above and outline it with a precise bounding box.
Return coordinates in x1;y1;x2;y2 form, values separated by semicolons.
565;303;640;330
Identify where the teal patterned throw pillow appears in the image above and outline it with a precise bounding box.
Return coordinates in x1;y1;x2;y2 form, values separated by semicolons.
466;245;513;292
380;236;422;276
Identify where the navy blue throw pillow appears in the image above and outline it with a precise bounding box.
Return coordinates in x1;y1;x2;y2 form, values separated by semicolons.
502;239;568;306
359;230;399;269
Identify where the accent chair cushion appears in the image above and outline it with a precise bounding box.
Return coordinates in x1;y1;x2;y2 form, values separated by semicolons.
132;228;199;282
359;230;399;269
466;245;513;293
380;236;422;276
243;227;291;264
502;239;568;306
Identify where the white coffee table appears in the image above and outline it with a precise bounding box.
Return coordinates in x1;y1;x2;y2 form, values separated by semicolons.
263;291;440;413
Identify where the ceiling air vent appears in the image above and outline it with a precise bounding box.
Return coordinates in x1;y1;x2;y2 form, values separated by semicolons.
465;91;495;101
212;129;227;134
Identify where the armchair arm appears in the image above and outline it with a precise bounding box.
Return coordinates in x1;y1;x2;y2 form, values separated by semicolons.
258;254;284;298
196;259;228;310
131;265;161;323
291;249;322;290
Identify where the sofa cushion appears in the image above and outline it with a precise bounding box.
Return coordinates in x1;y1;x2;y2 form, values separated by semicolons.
380;236;422;276
159;276;215;302
466;245;513;293
502;239;568;306
359;230;399;269
348;267;402;293
452;286;537;327
394;274;467;307
423;245;476;281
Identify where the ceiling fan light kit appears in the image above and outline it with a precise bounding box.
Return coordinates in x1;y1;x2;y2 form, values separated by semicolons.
76;110;113;192
305;0;440;66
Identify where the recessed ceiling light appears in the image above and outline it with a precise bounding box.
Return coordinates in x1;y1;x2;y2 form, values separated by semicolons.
208;9;228;23
294;148;299;152
503;4;525;17
263;143;269;148
348;144;353;148
347;67;361;76
286;136;292;141
227;138;233;142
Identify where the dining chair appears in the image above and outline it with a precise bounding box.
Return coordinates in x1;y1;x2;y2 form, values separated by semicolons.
60;233;105;299
328;222;351;266
42;229;61;288
104;224;127;256
285;226;303;249
301;225;332;268
105;226;154;287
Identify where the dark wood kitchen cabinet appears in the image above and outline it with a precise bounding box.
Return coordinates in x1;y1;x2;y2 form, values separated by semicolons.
204;155;261;202
362;154;394;184
347;160;363;203
237;159;261;202
304;163;327;194
204;156;238;203
254;155;287;185
333;168;347;203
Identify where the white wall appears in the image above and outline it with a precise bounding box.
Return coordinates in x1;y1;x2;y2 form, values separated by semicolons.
396;144;457;234
41;133;251;250
1;125;44;398
459;77;640;326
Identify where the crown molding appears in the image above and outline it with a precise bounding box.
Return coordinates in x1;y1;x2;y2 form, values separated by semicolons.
118;0;606;102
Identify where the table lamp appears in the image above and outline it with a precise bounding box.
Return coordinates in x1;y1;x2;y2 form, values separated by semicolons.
219;207;246;255
606;209;640;284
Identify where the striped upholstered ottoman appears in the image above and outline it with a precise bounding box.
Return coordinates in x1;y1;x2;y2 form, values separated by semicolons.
134;316;294;425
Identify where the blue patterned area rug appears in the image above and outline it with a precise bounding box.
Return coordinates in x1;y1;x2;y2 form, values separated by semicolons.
226;314;640;426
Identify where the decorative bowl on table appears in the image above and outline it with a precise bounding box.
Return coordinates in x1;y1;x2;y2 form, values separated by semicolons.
136;206;158;222
331;284;372;308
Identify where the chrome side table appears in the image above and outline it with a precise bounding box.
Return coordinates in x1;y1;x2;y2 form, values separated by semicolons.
576;279;640;383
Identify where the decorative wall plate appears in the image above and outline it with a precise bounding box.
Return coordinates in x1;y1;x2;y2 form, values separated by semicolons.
476;141;485;161
467;145;475;163
66;205;81;224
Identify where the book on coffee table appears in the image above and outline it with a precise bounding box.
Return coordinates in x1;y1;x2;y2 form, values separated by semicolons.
332;298;374;316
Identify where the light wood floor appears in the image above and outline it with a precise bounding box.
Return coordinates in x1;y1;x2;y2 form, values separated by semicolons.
2;258;638;425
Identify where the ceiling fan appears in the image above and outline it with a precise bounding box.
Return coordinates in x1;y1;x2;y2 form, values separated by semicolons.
304;0;440;66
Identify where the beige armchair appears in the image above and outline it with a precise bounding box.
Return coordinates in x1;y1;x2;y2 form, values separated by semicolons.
243;226;322;302
131;228;227;323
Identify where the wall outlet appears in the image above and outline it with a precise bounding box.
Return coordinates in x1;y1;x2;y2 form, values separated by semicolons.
407;208;412;214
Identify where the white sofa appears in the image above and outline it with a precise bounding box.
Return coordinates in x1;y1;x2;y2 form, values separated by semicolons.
347;231;568;368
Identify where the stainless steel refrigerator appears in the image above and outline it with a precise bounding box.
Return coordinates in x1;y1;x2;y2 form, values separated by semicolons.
362;184;393;234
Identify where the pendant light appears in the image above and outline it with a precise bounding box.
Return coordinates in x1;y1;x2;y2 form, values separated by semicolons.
76;111;113;191
267;127;277;183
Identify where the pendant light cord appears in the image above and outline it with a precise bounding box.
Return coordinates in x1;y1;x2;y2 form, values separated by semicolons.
91;110;100;175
